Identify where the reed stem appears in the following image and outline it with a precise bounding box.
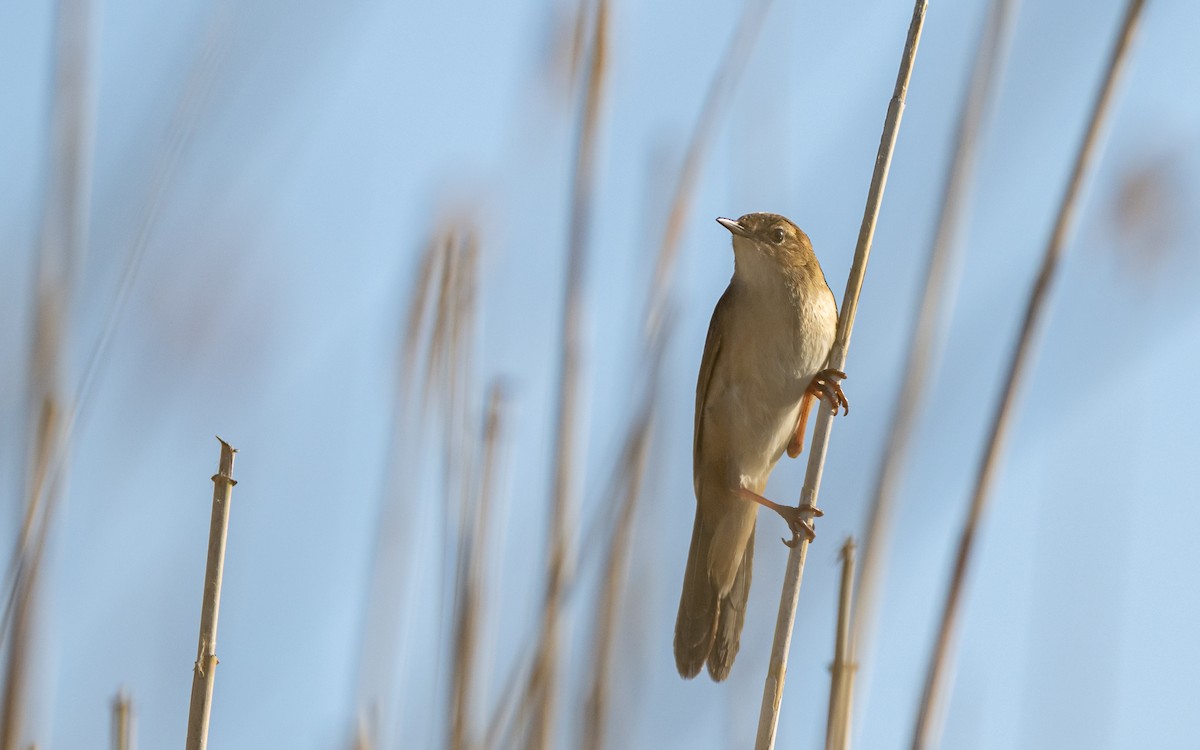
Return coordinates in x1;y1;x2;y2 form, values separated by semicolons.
754;3;929;747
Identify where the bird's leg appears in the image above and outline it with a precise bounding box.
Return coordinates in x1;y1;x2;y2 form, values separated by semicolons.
736;488;824;548
808;368;849;416
786;392;815;458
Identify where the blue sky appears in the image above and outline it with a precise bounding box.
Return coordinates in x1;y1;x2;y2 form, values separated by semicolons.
2;0;1199;748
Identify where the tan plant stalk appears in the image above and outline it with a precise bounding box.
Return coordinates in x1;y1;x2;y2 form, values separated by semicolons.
524;1;608;747
353;228;448;730
825;539;857;750
754;2;929;747
848;0;1017;731
185;439;239;750
111;692;133;750
0;1;94;746
646;0;774;336
449;384;507;750
911;1;1148;747
581;382;655;750
580;1;773;744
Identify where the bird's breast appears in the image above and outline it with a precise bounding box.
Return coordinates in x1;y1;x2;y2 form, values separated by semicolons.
701;282;836;485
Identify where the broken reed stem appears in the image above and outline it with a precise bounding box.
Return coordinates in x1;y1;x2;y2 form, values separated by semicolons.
525;1;607;748
449;384;506;750
910;2;1147;747
754;3;928;748
849;0;1017;731
825;538;857;750
185;438;238;750
112;692;133;750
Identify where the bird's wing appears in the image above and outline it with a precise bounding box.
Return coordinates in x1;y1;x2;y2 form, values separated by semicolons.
694;285;733;469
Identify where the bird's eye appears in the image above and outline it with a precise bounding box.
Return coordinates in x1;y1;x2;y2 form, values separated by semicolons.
771;227;786;244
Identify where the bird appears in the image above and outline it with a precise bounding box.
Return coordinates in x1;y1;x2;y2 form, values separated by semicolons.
674;212;848;681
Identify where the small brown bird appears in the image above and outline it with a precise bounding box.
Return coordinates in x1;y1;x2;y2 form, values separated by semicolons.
674;212;847;681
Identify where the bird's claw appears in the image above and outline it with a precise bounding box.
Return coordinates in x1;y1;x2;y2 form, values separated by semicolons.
780;503;823;548
808;368;849;416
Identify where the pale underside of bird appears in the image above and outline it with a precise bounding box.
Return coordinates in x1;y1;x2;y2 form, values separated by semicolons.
675;212;847;681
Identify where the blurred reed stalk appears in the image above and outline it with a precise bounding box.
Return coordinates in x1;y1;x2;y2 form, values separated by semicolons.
429;226;481;746
449;384;507;750
3;16;225;744
825;538;857;750
111;691;133;750
353;220;480;748
580;366;656;750
848;0;1017;732
755;2;929;748
580;1;773;745
911;1;1148;747
523;0;608;747
352;228;446;730
0;0;94;746
185;439;238;750
645;0;773;335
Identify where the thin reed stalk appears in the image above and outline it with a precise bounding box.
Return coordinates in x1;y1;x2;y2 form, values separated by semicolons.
579;1;772;743
449;384;507;750
581;414;651;750
646;0;773;337
352;228;448;732
354;221;481;749
0;1;94;745
524;1;608;747
185;438;238;750
111;691;133;750
824;539;857;750
849;0;1017;732
754;3;929;747
911;2;1148;747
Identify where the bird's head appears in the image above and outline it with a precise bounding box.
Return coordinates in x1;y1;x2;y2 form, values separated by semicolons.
716;213;817;283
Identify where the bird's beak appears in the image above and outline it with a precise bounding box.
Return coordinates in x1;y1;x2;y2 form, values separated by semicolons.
716;217;750;238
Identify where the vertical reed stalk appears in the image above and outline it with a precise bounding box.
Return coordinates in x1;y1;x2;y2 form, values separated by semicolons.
581;385;655;750
646;0;773;336
185;439;238;750
849;0;1017;731
755;3;929;747
580;0;773;743
0;1;94;746
449;384;506;750
825;539;857;750
525;1;608;747
911;1;1147;747
112;692;133;750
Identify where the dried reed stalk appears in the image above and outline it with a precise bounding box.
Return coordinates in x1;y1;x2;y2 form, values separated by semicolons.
0;1;94;746
581;376;655;750
352;229;447;728
449;384;507;750
754;3;929;747
580;1;773;744
824;538;857;750
111;691;133;750
911;1;1147;747
185;438;238;750
354;221;480;748
646;0;773;336
848;0;1017;731
524;1;608;747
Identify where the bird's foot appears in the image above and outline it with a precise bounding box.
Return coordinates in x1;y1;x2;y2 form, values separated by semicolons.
736;488;824;547
808;368;849;416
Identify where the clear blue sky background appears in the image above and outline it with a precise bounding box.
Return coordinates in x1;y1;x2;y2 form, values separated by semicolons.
2;0;1199;748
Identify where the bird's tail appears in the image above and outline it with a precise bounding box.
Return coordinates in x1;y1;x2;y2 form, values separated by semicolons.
674;514;754;681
